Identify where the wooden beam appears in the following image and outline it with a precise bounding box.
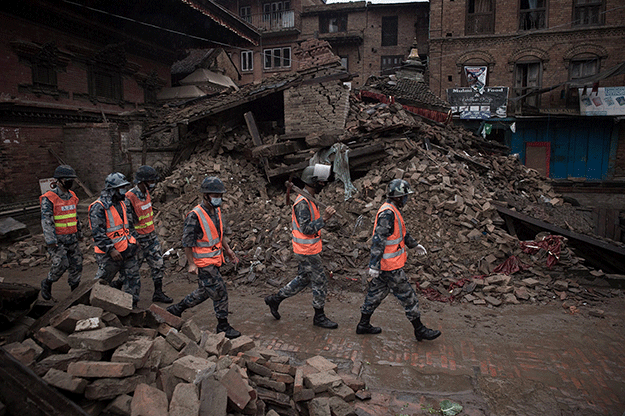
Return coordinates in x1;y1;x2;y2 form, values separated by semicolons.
0;347;91;416
251;140;306;159
244;112;271;182
495;205;625;273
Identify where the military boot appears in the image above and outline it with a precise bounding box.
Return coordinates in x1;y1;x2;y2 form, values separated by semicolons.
166;302;186;317
313;308;338;329
264;294;284;320
110;279;124;290
356;313;382;334
411;317;441;341
152;281;173;303
40;279;53;300
216;318;241;339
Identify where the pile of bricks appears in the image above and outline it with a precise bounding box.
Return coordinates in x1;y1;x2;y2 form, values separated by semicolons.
3;281;367;415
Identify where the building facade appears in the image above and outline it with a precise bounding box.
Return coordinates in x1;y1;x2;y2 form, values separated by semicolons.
0;0;258;204
428;0;625;181
217;0;428;89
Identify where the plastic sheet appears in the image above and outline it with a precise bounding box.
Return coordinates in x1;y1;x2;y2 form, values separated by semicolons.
310;143;358;200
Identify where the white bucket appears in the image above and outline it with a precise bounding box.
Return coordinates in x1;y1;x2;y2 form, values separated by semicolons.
313;164;331;181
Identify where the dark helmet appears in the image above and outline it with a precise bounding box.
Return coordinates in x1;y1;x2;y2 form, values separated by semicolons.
53;165;77;179
301;164;331;186
387;179;414;198
104;172;131;189
200;176;226;194
135;165;159;183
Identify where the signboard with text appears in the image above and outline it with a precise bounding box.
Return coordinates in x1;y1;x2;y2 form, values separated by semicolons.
579;87;625;116
447;87;509;119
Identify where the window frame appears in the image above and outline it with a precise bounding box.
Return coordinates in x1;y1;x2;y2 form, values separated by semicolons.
519;0;547;31
319;13;348;34
381;16;399;47
88;65;123;103
32;62;58;91
514;60;542;108
572;0;604;26
263;47;291;70
466;0;495;35
240;6;252;23
381;55;403;75
241;50;254;72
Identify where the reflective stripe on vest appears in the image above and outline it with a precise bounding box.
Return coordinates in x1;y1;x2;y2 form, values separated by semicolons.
291;195;322;255
374;202;407;271
40;190;79;235
125;189;155;234
89;200;136;254
191;205;224;267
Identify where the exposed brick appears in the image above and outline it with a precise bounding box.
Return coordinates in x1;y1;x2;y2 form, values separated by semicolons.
67;327;128;352
169;383;200;416
131;383;169;416
42;369;88;394
306;355;338;373
67;361;135;378
34;326;70;352
84;374;146;400
89;282;133;317
49;305;104;333
149;304;183;329
112;338;155;369
172;355;216;383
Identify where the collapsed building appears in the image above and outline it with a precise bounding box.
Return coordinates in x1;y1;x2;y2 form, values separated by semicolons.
1;38;624;416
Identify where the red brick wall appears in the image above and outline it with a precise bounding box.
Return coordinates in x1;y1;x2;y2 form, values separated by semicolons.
0;126;64;203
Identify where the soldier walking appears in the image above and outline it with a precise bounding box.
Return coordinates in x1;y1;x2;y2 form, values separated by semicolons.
111;166;172;303
88;173;141;307
167;177;241;339
264;164;338;329
356;179;441;342
39;165;83;300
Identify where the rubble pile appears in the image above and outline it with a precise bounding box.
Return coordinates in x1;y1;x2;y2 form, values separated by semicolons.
3;281;366;415
1;93;620;309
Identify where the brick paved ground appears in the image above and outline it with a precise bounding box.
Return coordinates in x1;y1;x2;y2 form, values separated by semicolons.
228;290;625;416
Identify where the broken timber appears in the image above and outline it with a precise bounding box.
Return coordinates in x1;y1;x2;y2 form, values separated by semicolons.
496;205;625;274
0;347;90;416
244;111;271;182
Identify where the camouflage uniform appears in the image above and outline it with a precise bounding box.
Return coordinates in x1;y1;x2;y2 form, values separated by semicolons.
361;202;422;321
126;186;165;285
178;200;229;319
89;189;141;304
41;187;83;288
276;198;328;309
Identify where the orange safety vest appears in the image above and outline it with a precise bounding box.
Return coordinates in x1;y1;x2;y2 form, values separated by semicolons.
40;190;79;235
291;195;322;255
125;189;155;234
89;200;136;254
373;202;407;271
191;205;224;268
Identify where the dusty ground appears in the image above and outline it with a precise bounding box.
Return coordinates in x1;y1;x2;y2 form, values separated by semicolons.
2;258;624;416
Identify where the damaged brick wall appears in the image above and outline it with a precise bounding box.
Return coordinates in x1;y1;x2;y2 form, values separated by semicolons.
0;126;64;203
283;81;350;135
63;123;126;194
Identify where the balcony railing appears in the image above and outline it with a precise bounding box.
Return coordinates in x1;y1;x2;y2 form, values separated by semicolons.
242;10;299;32
466;13;495;34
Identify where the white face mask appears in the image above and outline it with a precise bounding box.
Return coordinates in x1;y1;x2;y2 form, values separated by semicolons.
210;197;222;207
118;188;127;196
147;183;156;191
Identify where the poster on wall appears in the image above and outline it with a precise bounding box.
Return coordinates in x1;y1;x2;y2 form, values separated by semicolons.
447;87;509;119
465;66;487;94
579;87;625;116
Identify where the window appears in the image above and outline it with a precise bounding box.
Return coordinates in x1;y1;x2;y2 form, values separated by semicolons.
381;55;403;75
573;0;603;26
320;14;347;33
466;0;494;34
381;16;398;46
519;0;546;30
570;59;598;80
263;47;291;70
241;51;253;72
89;66;122;102
240;6;251;23
340;56;348;71
32;63;57;90
514;61;541;108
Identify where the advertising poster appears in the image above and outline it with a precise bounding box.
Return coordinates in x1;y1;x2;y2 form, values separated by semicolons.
465;66;487;94
579;87;625;116
447;87;509;119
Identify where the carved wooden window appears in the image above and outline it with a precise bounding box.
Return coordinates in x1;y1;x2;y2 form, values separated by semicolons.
514;61;541;107
89;66;122;102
